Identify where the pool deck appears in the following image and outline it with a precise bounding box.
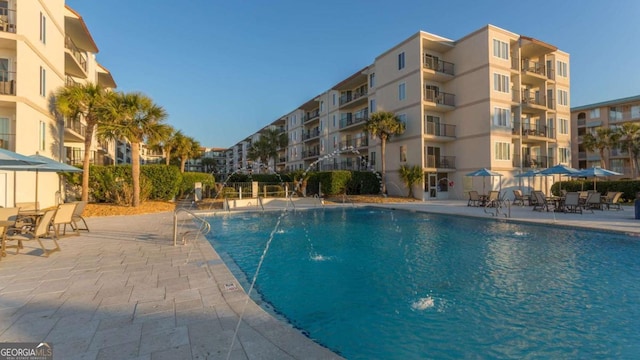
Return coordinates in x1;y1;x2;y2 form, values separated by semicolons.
0;200;638;359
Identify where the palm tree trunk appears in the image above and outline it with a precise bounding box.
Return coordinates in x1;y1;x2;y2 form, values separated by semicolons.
180;158;187;173
599;149;606;169
81;124;95;202
381;136;387;194
131;142;141;207
165;150;171;166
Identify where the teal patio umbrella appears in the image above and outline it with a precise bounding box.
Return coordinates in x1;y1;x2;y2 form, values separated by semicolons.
466;168;503;195
539;164;579;193
574;167;622;191
0;153;82;208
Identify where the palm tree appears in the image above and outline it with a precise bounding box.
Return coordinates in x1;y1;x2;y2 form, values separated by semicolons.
365;111;405;194
615;122;640;178
97;92;169;207
399;164;423;198
247;128;288;173
582;127;618;169
55;83;109;202
146;124;175;165
174;134;201;173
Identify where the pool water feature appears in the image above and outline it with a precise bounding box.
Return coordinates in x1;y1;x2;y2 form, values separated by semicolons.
206;208;640;359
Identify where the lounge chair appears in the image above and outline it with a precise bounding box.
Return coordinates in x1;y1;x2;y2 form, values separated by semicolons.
0;207;19;260
512;189;529;206
563;192;582;214
468;191;481;207
71;201;89;231
602;192;623;211
4;209;60;257
485;191;500;208
532;191;553;212
51;203;79;237
584;192;603;212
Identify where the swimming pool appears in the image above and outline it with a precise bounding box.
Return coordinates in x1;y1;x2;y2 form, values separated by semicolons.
206;208;640;359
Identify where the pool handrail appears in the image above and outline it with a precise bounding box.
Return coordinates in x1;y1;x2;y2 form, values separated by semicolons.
173;208;211;246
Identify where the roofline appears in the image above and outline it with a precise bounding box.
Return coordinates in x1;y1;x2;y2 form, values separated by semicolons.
571;95;640;111
65;5;99;53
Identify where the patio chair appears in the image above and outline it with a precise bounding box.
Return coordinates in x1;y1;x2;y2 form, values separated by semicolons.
532;191;553;212
51;203;79;237
4;209;59;257
71;201;89;231
467;191;481;207
512;189;529;206
602;192;623;211
584;192;603;212
485;191;500;208
563;192;582;214
0;207;19;260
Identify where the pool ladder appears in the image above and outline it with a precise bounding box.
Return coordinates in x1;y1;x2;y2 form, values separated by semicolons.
173;208;211;246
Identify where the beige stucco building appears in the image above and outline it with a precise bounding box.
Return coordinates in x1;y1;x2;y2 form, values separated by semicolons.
0;1;115;208
226;24;570;200
571;95;640;178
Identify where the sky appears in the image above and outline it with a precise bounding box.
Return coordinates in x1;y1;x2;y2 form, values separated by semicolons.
66;0;640;148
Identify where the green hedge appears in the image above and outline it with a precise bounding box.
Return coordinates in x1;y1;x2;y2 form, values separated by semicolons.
348;171;382;194
179;172;216;197
142;165;182;201
306;171;351;196
551;179;640;202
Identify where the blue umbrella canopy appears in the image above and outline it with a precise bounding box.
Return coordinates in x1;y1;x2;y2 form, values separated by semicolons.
514;169;543;177
573;167;622;190
0;148;47;166
539;164;579;175
466;168;502;177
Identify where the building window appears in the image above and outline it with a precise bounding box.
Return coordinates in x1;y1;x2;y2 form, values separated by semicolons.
557;89;568;106
332;93;336;106
492;39;509;60
39;66;46;97
370;151;376;166
40;12;46;44
398;52;405;70
559;147;570;163
370;99;376;113
557;60;568;77
631;105;640;119
609;106;623;121
559;118;569;135
0;117;9;149
39;121;46;151
493;73;510;93
398;83;406;101
369;73;375;88
332;115;336;128
590;108;600;119
494;142;510;160
320;101;324;112
493;107;510;127
333;135;337;148
400;145;407;162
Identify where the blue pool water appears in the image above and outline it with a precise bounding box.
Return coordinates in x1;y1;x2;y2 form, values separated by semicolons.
206;208;640;359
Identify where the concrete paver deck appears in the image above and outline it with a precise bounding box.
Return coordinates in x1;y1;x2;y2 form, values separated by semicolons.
0;200;638;359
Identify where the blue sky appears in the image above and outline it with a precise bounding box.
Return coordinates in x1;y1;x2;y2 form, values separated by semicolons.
66;0;640;148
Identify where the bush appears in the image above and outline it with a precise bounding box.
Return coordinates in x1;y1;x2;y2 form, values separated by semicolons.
348;171;382;194
307;171;352;196
179;172;216;198
551;179;640;202
263;184;285;197
142;165;182;201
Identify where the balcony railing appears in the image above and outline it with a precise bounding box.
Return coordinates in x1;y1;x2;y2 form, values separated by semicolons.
423;57;454;76
0;9;16;33
424;89;455;106
320;160;366;171
425;123;456;137
303;147;320;158
577;118;586;126
425;155;455;169
513;121;554;138
0;70;15;95
0;133;15;150
339;89;368;106
303;128;320;141
340;137;368;149
303;109;320;122
521;90;547;107
65;118;86;137
512;154;550;169
521;60;546;77
65;75;79;87
65;36;88;73
340;110;368;129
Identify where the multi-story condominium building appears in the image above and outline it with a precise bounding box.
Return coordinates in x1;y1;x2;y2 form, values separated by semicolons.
571;95;640;177
226;24;570;200
0;1;116;208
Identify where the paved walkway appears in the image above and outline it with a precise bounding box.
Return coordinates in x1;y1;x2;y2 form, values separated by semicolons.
0;200;638;359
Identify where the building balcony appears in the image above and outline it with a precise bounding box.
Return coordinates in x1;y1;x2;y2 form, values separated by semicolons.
521;90;554;112
423;56;454;82
303;109;320;123
64;118;86;142
303;128;320;141
513;154;550;169
65;36;88;78
424;155;455;169
513;121;555;140
0;8;16;33
320;160;366;171
303;147;320;159
340;109;368;129
423;90;455;111
0;132;15;150
340;137;368;150
424;123;455;140
339;89;368;109
0;71;15;95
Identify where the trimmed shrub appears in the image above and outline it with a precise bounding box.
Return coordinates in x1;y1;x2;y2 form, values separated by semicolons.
179;172;216;198
307;171;352;196
348;171;382;194
263;184;285;197
551;179;640;202
141;165;182;201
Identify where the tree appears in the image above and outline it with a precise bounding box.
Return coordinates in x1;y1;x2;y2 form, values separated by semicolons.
398;164;423;198
55;83;109;202
247;128;288;173
582;127;618;169
364;111;405;194
97;92;169;207
173;134;201;173
615;123;640;178
146;124;175;165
